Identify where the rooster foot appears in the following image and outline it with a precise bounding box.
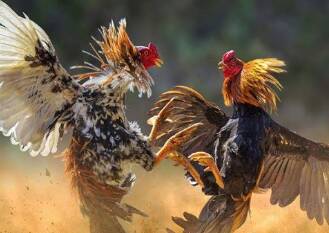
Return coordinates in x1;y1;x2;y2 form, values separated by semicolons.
154;123;203;164
168;151;205;188
148;97;176;144
189;152;224;189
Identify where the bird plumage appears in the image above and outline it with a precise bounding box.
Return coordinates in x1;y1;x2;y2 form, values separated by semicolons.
150;55;329;232
222;58;285;111
0;1;159;232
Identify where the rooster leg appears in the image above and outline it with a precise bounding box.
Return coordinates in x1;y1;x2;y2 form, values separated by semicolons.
168;151;205;188
148;98;176;144
189;152;224;189
154;123;203;164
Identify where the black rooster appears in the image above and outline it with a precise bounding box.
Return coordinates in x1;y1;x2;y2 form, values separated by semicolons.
149;50;329;233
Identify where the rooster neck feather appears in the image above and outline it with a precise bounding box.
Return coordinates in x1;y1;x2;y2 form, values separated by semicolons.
73;19;154;98
222;58;286;112
99;20;139;70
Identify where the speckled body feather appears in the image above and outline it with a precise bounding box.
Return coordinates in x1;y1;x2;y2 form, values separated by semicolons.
0;2;156;232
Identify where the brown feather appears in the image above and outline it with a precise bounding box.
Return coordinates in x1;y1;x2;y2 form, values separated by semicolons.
63;139;145;233
260;120;329;224
148;86;228;155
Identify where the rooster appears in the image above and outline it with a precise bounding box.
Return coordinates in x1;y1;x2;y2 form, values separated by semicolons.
0;1;195;232
149;50;329;233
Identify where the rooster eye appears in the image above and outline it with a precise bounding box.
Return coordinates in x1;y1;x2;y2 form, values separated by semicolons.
143;50;149;56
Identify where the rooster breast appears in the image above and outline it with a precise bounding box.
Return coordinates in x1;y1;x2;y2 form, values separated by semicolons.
71;87;154;186
216;103;271;198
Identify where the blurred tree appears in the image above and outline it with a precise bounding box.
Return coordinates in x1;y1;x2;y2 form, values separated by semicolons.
2;0;329;138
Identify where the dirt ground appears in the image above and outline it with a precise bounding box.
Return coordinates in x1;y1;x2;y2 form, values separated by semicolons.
0;150;328;233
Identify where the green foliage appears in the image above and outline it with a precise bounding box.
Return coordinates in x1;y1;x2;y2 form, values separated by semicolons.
4;0;329;121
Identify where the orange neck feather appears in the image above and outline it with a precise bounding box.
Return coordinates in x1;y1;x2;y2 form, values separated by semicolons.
222;58;286;112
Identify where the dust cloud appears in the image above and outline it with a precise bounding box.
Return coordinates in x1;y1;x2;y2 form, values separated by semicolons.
0;154;328;233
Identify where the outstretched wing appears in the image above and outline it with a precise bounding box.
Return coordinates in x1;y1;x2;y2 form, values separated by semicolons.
0;1;80;156
259;120;329;224
148;86;228;155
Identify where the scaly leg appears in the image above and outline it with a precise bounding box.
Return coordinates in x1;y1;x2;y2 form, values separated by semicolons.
154;123;203;164
189;152;224;189
168;151;205;188
148;98;176;144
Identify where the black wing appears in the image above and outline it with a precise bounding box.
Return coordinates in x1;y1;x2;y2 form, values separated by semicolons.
148;85;228;155
259;120;329;224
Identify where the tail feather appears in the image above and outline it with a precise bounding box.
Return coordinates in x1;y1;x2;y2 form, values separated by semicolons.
171;194;251;233
65;140;147;233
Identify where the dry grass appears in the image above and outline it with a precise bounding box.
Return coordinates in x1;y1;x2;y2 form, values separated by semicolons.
0;151;328;233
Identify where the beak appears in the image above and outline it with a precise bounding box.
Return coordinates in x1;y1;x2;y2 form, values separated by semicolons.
218;61;224;70
155;58;164;67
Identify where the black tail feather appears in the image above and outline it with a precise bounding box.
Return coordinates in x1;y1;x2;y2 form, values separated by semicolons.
171;194;251;233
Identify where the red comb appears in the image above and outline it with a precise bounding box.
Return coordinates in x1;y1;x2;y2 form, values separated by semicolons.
223;50;236;63
148;42;157;52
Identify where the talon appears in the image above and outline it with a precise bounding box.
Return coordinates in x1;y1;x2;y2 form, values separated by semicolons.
167;151;205;188
154;123;203;164
149;98;176;144
189;152;224;189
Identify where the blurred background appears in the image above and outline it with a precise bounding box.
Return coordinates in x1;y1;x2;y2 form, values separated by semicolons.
1;0;329;232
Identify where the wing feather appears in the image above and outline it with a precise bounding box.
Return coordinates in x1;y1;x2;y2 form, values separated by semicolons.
0;1;78;156
260;120;329;224
148;85;228;155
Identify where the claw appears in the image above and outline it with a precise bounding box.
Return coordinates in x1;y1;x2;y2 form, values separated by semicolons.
149;98;176;144
189;152;224;189
167;151;205;188
154;123;203;164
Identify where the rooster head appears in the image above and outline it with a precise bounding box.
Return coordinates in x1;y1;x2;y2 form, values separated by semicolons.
137;43;163;69
75;19;163;97
218;50;243;79
219;50;286;112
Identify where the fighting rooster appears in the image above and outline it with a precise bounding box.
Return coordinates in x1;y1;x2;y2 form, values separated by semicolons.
149;50;329;233
0;1;191;232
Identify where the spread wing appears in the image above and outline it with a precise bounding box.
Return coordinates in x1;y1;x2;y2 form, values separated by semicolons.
148;85;228;155
0;1;79;156
259;120;329;224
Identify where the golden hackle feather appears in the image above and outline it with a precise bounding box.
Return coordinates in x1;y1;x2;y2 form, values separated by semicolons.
73;19;154;97
99;19;138;69
73;19;138;85
222;58;286;111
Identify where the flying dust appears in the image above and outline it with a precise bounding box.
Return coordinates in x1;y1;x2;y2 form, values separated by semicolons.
0;149;328;233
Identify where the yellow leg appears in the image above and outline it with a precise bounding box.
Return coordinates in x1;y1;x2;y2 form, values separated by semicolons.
148;98;176;144
154;122;203;164
168;151;205;188
189;152;224;189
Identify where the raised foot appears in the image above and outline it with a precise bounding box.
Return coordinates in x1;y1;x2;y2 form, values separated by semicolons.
148;97;176;144
168;151;205;188
155;122;203;164
189;152;224;189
